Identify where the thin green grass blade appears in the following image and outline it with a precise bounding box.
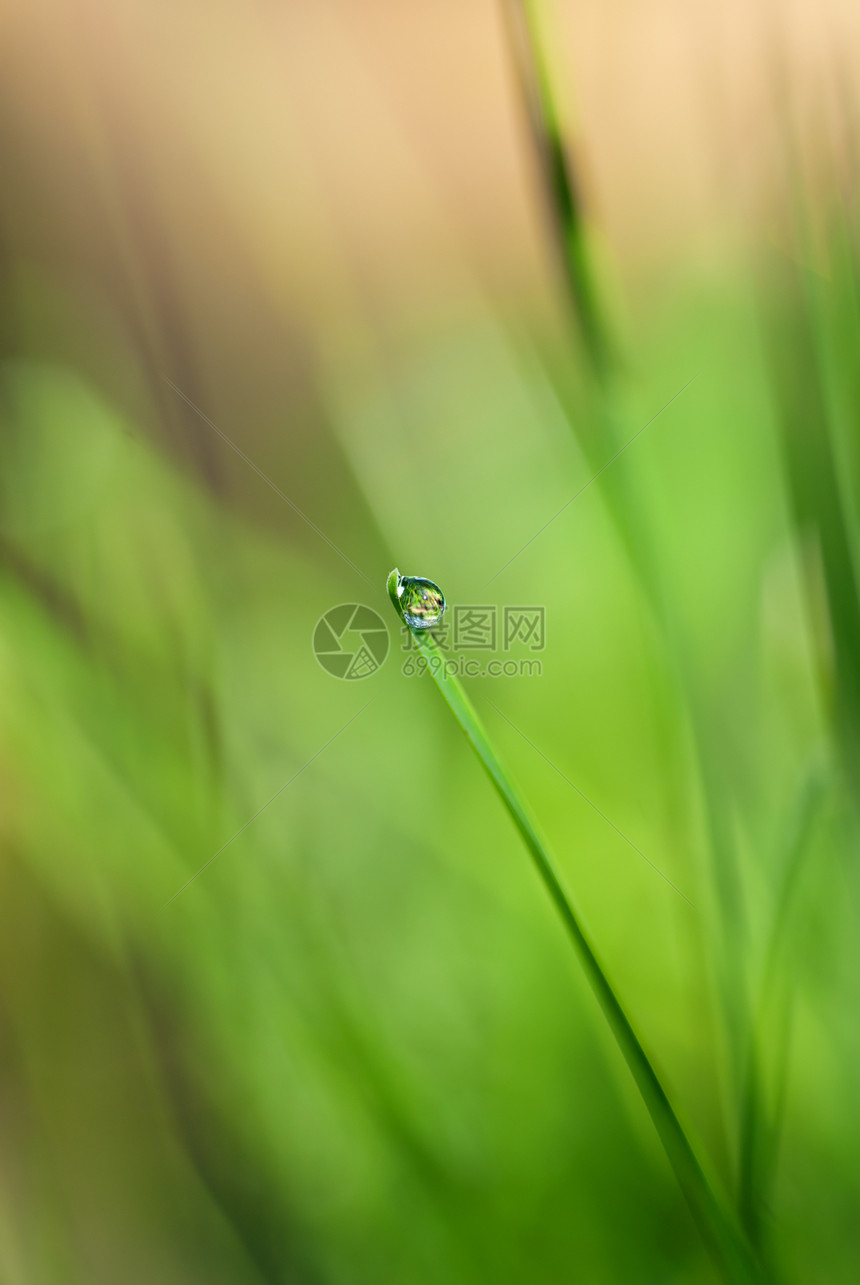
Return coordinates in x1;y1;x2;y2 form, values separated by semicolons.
501;0;611;379
501;0;752;1099
502;7;755;1179
387;569;764;1284
763;247;860;795
738;764;827;1254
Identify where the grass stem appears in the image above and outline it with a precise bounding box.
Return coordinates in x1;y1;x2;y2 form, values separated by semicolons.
501;0;611;379
388;569;765;1284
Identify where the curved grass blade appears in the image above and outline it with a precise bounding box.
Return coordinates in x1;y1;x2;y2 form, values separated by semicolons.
501;0;751;1137
388;569;764;1284
738;764;827;1254
500;0;611;379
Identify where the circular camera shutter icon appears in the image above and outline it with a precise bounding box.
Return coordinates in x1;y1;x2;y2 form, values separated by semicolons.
313;604;389;680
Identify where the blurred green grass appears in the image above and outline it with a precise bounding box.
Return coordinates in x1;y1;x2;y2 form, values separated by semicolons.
2;253;859;1281
2;4;860;1281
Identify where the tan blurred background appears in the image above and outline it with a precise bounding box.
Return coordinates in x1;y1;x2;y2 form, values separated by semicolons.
2;0;858;371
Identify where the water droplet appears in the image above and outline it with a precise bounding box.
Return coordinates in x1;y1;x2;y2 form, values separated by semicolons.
397;574;446;630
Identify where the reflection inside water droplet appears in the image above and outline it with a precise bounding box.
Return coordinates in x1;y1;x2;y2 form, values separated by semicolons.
397;575;446;630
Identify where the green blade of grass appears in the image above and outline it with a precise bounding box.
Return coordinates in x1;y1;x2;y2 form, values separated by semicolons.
501;0;611;379
737;763;827;1254
387;570;764;1284
502;0;754;1177
502;0;746;971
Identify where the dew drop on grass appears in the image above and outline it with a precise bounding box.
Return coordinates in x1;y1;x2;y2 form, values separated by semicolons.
397;574;446;630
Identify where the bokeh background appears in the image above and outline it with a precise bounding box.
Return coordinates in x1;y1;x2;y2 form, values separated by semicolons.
1;1;860;1281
